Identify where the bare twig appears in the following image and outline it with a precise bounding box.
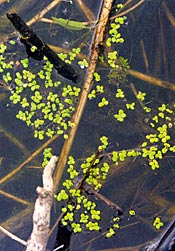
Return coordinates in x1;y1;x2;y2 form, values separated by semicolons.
49;211;65;236
0;134;59;185
128;69;175;91
130;83;146;110
0;157;58;251
140;40;149;73
74;149;102;190
0;189;30;205
0;226;27;246
75;0;96;21
110;0;145;20
83;184;123;214
26;0;62;26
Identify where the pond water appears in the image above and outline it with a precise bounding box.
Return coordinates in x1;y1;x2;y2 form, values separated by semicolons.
0;0;175;251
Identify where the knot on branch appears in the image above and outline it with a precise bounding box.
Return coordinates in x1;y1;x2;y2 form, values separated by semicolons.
36;187;51;198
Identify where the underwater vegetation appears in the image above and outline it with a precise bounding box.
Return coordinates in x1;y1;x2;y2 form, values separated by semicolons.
1;0;175;250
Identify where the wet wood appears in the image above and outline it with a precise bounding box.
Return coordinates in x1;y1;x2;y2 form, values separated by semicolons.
53;0;114;193
110;0;145;20
6;13;79;82
27;0;62;26
75;0;96;21
83;184;123;214
128;69;175;91
25;156;57;251
0;189;30;206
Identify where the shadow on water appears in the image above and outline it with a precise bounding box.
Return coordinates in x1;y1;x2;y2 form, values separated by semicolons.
0;0;175;250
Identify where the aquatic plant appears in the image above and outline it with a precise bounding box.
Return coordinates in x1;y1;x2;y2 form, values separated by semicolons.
2;1;175;242
54;137;120;234
0;44;81;140
153;217;164;230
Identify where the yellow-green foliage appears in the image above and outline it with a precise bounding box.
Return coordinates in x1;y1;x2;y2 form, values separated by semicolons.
2;47;82;140
55;137;109;233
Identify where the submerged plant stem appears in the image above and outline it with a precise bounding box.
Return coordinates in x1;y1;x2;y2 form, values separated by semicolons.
129;69;175;91
110;0;145;20
53;0;114;193
27;0;62;26
0;135;59;185
0;189;30;206
75;0;96;21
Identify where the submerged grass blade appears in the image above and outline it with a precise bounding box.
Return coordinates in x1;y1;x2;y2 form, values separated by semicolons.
52;17;90;30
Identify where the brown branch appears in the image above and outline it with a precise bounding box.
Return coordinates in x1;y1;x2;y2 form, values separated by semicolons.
83;184;123;215
75;0;96;21
26;0;62;26
73;149;102;190
140;40;149;73
53;0;114;193
0;189;30;205
110;0;145;20
128;69;175;91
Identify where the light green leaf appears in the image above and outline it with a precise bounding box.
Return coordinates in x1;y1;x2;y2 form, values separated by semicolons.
52;17;91;30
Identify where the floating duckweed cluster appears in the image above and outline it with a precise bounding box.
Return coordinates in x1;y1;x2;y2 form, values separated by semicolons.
55;137;110;233
114;109;126;122
88;84;104;100
0;44;14;88
55;135;144;235
3;2;175;240
106;217;120;238
109;100;175;170
42;148;53;167
58;47;81;64
2;5;129;143
98;97;109;108
141;103;175;170
106;4;126;47
1;44;82;140
111;148;140;167
78;58;89;69
153;217;164;230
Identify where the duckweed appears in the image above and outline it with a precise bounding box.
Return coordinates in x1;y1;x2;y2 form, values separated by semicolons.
8;57;81;140
114;109;126;122
98;97;109;107
3;4;175;239
106;8;126;47
153;217;164;230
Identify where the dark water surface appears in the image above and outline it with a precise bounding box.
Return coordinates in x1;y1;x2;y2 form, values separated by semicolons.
0;0;175;251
